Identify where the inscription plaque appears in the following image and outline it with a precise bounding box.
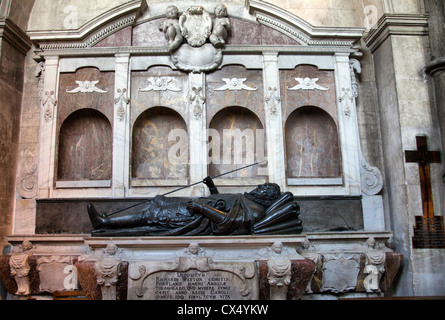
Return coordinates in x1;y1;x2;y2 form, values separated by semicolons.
147;270;250;300
128;246;259;300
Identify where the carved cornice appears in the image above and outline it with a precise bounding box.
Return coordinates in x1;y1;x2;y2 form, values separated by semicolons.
0;17;32;55
246;0;364;47
29;0;146;50
364;14;429;53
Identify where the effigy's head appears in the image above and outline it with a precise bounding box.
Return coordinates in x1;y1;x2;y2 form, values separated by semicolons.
245;183;281;207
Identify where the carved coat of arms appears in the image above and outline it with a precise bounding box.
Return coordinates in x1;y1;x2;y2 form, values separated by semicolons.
179;6;213;47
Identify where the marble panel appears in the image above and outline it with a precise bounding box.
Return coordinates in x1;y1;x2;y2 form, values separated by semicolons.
280;65;337;124
57;109;113;181
206;65;265;126
57;67;115;128
131;107;188;180
285;106;342;179
93;26;133;47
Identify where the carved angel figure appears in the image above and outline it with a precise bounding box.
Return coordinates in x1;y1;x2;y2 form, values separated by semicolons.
139;77;182;92
287;78;329;91
9;241;34;296
214;78;258;91
210;4;231;48
159;5;184;52
66;81;109;94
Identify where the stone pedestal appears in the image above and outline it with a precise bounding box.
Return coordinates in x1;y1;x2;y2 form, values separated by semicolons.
0;233;402;300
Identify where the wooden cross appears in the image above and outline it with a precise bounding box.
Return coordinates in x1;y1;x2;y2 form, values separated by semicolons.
405;136;441;219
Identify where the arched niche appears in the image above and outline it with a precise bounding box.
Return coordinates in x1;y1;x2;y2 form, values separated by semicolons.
131;107;188;182
208;106;267;182
57;108;112;183
285;106;342;184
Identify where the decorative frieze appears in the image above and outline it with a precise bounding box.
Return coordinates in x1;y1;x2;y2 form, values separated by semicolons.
66;80;109;94
214;78;258;91
138;77;182;92
287;77;329;91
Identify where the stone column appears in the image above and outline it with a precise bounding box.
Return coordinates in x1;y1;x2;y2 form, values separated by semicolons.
38;55;59;198
424;0;445;165
188;72;207;196
365;12;443;296
262;52;286;189
334;53;362;196
113;53;130;197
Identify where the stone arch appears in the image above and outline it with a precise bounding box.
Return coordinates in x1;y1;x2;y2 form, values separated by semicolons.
57;108;112;181
208;106;266;180
285;106;342;180
131;106;188;180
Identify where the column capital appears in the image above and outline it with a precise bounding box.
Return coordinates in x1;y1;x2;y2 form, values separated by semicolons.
364;13;429;53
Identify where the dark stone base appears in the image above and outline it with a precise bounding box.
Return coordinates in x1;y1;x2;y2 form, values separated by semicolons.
36;196;364;235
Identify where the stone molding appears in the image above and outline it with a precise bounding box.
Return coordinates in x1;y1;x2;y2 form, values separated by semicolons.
0;17;32;55
29;0;147;50
364;14;429;53
425;56;445;76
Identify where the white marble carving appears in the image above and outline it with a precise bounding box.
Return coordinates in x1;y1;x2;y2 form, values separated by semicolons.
42;91;57;123
363;237;386;293
339;87;354;117
94;244;122;301
265;87;281;116
66;80;109;94
190;86;206;119
214;78;258;91
17;162;38;199
360;153;384;196
210;4;231;48
128;243;259;300
266;242;292;300
349;59;362;99
179;6;213;47
138;77;182;92
320;254;361;293
115;88;130;122
159;5;184;52
9;241;34;296
171;43;222;73
287;78;329;91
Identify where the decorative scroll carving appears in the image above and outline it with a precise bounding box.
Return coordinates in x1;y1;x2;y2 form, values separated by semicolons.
214;78;258;91
179;6;213;47
287;78;329;91
94;244;122;300
360;153;384;196
66;81;109;94
138;77;182;92
17;162;38;199
115;88;130;122
9;241;34;296
190;86;206;119
265;87;281;116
